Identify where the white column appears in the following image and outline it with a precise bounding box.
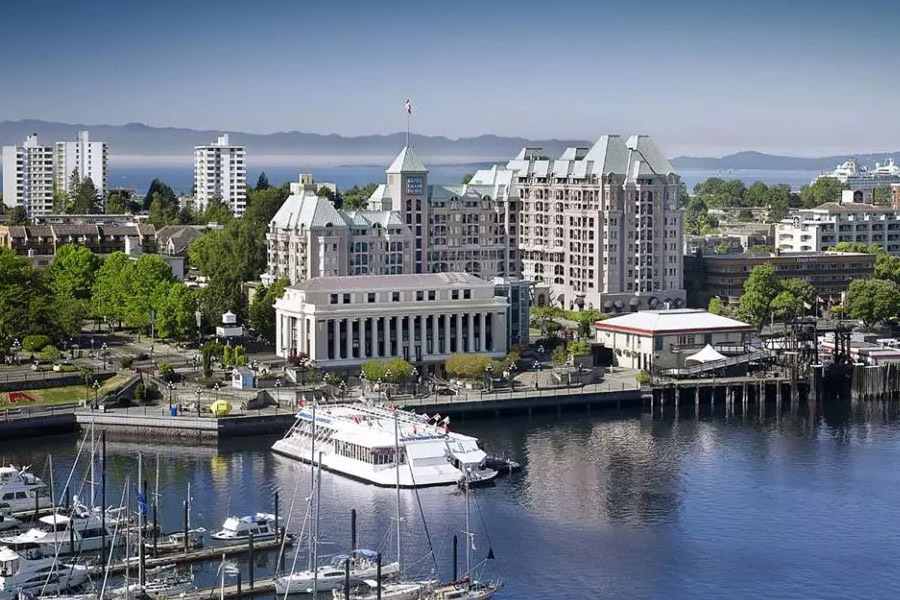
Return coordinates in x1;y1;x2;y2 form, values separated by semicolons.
455;313;463;353
431;315;439;356
488;313;496;352
345;319;354;359
386;316;393;356
478;313;485;352
369;318;377;358
467;313;475;353
331;319;340;359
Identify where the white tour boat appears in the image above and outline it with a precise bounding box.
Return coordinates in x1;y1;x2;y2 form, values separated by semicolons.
210;513;279;544
272;402;497;487
0;467;52;513
0;545;89;599
275;549;399;594
1;503;117;555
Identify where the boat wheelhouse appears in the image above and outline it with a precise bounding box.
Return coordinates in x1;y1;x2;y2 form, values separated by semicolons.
272;402;496;487
0;467;51;513
210;513;279;544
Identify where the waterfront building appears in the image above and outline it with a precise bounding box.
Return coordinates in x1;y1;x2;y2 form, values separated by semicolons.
692;250;873;305
31;213;148;225
274;273;509;372
2;135;55;217
0;223;157;268
775;203;900;254
594;308;754;371
55;130;108;198
193;134;247;217
473;135;685;313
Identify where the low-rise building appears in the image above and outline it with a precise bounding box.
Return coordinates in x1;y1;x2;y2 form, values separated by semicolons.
594;309;754;371
274;273;509;372
776;203;900;254
699;250;873;304
0;224;157;267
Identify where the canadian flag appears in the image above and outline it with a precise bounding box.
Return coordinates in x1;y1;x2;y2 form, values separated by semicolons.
405;99;412;115
352;416;360;424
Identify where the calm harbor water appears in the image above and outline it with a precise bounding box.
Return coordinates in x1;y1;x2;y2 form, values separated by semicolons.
4;400;900;599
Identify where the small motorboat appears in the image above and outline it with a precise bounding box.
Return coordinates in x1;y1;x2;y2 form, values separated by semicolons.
457;467;498;488
144;529;205;556
484;454;521;474
0;466;52;513
210;513;280;544
276;549;399;594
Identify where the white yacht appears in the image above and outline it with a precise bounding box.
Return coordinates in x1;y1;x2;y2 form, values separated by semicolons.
0;545;89;600
210;513;279;544
275;549;399;594
0;467;51;513
816;157;900;189
334;580;435;600
1;503;117;555
272;402;497;487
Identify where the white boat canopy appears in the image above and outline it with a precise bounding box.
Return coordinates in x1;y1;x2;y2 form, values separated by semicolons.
685;344;727;364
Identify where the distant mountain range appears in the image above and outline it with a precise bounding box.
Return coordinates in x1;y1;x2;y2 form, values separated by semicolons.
0;120;589;165
2;120;897;172
671;150;900;171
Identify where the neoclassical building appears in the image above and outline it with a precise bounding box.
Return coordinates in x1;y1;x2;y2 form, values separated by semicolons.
275;273;509;371
472;135;685;312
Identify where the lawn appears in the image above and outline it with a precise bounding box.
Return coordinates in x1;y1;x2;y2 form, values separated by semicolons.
1;374;132;407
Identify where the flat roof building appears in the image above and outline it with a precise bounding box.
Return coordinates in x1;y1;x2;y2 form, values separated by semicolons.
194;134;247;217
275;273;509;372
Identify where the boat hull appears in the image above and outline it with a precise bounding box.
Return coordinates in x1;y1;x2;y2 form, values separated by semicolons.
276;561;399;594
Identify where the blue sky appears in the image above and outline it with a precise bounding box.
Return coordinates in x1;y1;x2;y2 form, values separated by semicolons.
2;0;899;156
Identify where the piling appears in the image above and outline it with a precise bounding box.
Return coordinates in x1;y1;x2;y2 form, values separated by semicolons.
376;553;382;600
183;500;189;553
351;509;357;550
249;533;254;589
453;534;458;581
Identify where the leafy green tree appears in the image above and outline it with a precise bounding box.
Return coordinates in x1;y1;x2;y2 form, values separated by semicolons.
124;255;175;331
461;174;473;184
148;192;180;226
744;245;775;254
91;252;134;329
0;249;60;348
8;206;27;225
714;240;730;254
845;278;900;327
144;178;177;210
47;245;102;334
567;340;590;356
256;172;270;191
874;253;900;285
249;278;290;342
708;296;724;315
106;189;140;214
693;178;747;209
551;345;568;365
739;264;781;326
765;184;792;222
684;196;719;235
154;281;197;339
202;196;233;224
781;278;817;309
800;177;847;208
69;177;101;214
874;187;892;206
40;345;60;362
21;335;51;353
157;361;175;381
770;291;803;321
339;183;379;210
106;193;127;214
829;241;876;253
444;354;497;380
747;181;769;206
361;357;414;382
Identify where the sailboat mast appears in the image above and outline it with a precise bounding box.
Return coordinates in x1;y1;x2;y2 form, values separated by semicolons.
308;400;316;572
465;475;471;579
90;421;96;509
187;481;191;530
137;453;143;586
312;450;323;597
394;413;402;575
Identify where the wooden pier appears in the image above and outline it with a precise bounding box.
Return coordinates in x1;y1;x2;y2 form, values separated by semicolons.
181;577;277;600
650;375;809;417
88;537;292;577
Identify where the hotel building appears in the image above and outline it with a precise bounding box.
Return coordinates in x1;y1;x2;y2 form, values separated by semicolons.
193;134;247;216
275;273;509;371
775;202;900;254
2;135;55;217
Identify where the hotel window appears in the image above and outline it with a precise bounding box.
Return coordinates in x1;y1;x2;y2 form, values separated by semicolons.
343;294;351;304
451;290;460;300
330;294;338;305
428;290;436;301
463;289;471;299
416;291;424;301
392;292;400;302
368;293;376;303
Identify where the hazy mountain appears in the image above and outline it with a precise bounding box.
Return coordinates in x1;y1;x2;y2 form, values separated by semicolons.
0;120;590;164
671;150;900;171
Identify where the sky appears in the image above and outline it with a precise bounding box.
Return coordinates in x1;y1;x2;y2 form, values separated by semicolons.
2;0;899;157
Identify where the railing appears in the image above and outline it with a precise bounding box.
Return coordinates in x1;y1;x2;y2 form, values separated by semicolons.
2;402;79;421
659;349;772;377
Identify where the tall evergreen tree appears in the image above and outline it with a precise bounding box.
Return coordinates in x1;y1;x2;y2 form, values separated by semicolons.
255;172;270;191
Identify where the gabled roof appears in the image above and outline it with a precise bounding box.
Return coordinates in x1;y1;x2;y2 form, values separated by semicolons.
595;309;753;336
270;187;347;230
386;146;427;173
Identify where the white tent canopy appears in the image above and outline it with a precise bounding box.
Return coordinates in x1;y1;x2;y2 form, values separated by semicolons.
685;344;727;364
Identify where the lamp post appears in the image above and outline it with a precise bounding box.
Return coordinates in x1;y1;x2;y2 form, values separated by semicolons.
101;343;108;369
195;386;202;417
12;338;19;365
214;382;221;404
195;310;203;350
409;367;418;396
168;382;176;410
485;363;494;392
92;379;100;409
533;360;540;390
274;378;282;407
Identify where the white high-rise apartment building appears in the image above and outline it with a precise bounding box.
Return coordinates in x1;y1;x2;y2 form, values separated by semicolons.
2;135;56;217
775;202;900;254
55;130;108;199
193;134;247;216
472;134;685;312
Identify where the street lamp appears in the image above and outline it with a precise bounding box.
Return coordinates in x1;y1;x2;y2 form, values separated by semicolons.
214;382;221;403
195;310;203;350
533;360;540;389
195;386;202;417
274;378;282;407
101;343;108;369
92;379;100;409
167;382;176;409
12;339;19;365
485;363;494;392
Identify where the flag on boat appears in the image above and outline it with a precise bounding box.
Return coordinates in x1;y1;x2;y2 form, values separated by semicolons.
432;413;441;423
441;416;450;424
353;416;361;424
137;490;147;515
406;99;412;115
487;547;495;560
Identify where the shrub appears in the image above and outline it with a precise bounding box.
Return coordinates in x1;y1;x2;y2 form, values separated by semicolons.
136;352;149;361
158;361;175;381
39;345;60;362
635;371;651;384
21;335;52;353
445;354;499;380
361;358;413;383
120;356;135;369
567;340;591;356
551;345;568;366
134;381;145;403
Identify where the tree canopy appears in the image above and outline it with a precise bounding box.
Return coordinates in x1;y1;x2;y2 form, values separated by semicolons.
47;245;102;334
800;177;847;208
0;249;59;348
255;172;270;191
844;278;900;327
445;353;501;380
249;278;290;342
361;358;415;383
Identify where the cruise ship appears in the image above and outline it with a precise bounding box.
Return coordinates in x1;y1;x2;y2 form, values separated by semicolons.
272;402;496;487
816;157;900;189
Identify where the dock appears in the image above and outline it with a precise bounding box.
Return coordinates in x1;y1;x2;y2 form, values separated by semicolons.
181;577;277;599
88;537;292;576
650;374;809;418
